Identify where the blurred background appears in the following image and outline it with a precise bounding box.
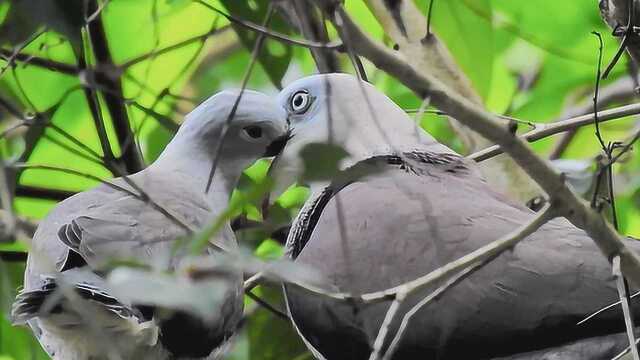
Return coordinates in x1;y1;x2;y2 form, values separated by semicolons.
0;0;639;359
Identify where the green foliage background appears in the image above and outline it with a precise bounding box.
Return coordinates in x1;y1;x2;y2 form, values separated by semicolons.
0;0;638;359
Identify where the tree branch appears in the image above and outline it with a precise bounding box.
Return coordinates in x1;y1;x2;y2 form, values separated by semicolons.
86;0;144;174
469;102;640;161
0;48;80;75
549;76;637;159
0;251;27;262
15;185;75;201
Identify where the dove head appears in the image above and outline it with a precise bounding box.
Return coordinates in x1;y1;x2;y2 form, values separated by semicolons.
154;89;288;196
269;73;451;196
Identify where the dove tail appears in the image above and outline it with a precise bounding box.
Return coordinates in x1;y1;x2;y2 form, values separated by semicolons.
11;277;137;325
11;278;59;324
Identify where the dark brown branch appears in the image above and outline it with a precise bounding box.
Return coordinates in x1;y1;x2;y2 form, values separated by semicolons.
15;185;75;201
0;48;80;75
121;26;231;69
0;251;28;262
87;0;144;174
246;290;289;320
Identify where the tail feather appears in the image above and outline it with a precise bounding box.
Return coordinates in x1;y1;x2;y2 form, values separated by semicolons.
11;277;139;325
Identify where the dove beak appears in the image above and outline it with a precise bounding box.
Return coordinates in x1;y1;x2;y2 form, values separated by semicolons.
264;129;292;157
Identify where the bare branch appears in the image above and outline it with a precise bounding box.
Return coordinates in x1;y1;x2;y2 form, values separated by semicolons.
613;255;640;360
86;0;144;173
550;76;637;159
469;103;640;161
11;163;194;235
121;25;231;69
195;0;342;50
381;262;482;360
0;47;79;76
244;271;263;292
0;251;27;262
246;290;289;320
15;185;75;201
204;3;274;193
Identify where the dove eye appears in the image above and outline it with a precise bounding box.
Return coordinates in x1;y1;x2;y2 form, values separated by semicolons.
243;125;263;139
289;90;313;114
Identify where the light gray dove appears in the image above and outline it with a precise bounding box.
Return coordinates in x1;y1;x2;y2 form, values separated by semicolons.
11;90;289;360
270;73;640;360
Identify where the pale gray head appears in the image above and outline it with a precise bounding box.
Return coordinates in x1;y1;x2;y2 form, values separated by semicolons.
270;73;450;195
154;89;289;180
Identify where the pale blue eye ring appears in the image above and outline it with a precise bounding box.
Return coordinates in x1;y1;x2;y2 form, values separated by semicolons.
289;90;313;114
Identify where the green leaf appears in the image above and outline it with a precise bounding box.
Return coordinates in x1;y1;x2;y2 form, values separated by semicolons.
299;143;349;182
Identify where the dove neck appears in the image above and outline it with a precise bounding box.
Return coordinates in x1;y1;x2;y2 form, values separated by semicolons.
150;135;241;207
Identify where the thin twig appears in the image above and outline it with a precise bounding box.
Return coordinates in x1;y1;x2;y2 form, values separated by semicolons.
244;272;263;292
0;251;28;262
550;76;636;160
15;185;75;201
602;0;636;79
11;163;194;234
369;295;404;360
195;0;342;50
204;4;274;193
0;48;79;75
425;0;435;39
468;103;640;162
121;25;230;69
381;261;485;360
86;0;144;173
592;32;608;152
613;255;640;360
246;290;289;320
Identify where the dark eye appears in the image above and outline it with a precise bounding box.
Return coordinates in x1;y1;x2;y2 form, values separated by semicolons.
243;125;263;139
290;90;312;114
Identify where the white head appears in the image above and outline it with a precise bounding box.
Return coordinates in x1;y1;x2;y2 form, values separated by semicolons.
270;73;451;195
153;89;289;194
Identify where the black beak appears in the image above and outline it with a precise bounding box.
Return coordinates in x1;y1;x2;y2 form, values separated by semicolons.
264;130;292;157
